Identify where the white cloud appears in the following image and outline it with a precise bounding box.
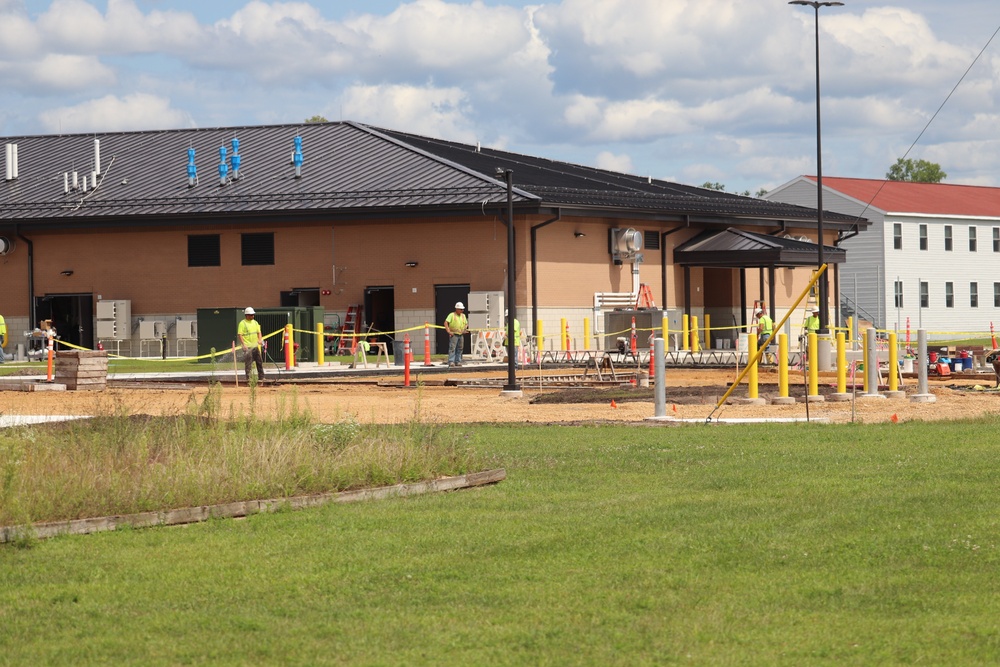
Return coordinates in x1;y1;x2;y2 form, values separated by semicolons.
339;83;477;142
39;93;193;133
594;151;633;174
0;54;115;93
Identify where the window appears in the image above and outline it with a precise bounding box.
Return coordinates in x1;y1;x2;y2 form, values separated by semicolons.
919;224;928;250
994;282;1000;308
971;282;979;308
994;228;1000;253
187;234;220;267
893;223;902;250
894;280;903;308
969;226;978;252
945;282;954;308
241;232;274;265
643;230;660;250
920;282;929;308
944;225;953;251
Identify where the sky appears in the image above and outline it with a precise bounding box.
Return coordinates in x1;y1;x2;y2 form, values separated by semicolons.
2;0;1000;194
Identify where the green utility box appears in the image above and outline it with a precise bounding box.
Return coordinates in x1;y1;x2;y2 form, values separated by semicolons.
197;307;325;363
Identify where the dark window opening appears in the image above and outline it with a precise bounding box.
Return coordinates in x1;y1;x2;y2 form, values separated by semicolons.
241;232;274;266
188;234;221;267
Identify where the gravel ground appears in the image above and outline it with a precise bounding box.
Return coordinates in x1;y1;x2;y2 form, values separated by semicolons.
2;368;998;425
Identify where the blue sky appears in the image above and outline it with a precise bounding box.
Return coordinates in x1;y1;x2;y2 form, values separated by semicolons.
3;0;1000;193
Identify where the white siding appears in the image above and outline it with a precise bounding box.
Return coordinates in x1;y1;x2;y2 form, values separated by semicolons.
768;177;1000;339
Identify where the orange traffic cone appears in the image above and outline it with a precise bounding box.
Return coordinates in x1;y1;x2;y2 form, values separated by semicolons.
610;399;618;409
672;404;678;413
890;413;899;423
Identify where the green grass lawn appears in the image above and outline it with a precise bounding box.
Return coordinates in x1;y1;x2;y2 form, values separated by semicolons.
3;419;1000;665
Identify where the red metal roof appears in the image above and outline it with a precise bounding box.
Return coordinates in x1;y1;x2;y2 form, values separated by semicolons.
809;176;1000;217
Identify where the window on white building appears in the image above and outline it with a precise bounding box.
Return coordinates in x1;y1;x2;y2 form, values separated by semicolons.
945;282;954;308
919;224;928;250
969;227;978;252
994;228;1000;253
920;282;929;308
971;282;979;308
893;223;902;250
894;280;903;308
944;226;953;251
995;282;1000;308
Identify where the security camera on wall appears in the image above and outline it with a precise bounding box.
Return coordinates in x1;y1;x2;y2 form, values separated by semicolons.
609;227;643;265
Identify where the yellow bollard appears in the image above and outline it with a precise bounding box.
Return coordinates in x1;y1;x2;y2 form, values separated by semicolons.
836;331;847;394
537;320;544;353
704;314;711;349
560;318;568;351
888;331;898;392
661;315;669;344
682;314;690;351
778;333;789;398
862;328;870;393
691;316;700;353
808;332;819;397
316;323;325;366
583;318;591;350
748;331;759;399
847;316;854;349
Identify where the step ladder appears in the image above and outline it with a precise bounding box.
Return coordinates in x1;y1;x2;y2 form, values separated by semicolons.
336;305;361;355
635;283;655;309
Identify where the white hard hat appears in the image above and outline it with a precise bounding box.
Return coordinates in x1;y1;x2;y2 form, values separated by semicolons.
812;308;820;313
504;309;509;317
755;308;764;315
244;307;255;315
455;301;465;309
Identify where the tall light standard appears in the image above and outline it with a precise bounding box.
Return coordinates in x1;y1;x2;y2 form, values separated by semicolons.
789;0;843;334
497;167;520;393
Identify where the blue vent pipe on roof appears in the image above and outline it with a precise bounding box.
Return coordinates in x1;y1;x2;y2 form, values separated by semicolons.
218;146;228;186
187;147;197;187
230;138;241;180
293;135;303;178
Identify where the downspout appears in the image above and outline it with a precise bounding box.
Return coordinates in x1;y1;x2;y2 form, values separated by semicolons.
659;219;688;310
530;210;562;336
15;225;35;329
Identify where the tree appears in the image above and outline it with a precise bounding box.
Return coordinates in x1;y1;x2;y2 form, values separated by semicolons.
701;181;766;198
304;115;329;123
886;158;946;183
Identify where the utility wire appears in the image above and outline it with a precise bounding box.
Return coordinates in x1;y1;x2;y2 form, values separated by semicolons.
851;22;1000;225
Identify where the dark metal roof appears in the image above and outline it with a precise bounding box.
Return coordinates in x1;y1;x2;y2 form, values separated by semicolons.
674;228;847;268
0;121;864;230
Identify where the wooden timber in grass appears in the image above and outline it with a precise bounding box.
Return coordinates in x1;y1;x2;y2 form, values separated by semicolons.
54;350;109;390
0;468;506;543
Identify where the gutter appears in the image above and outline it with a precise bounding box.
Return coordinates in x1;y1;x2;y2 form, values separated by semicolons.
14;225;34;329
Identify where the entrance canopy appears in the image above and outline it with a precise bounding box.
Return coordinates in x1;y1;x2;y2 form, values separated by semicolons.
674;228;846;268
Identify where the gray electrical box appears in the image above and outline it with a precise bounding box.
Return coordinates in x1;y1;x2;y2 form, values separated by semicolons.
468;291;504;330
96;299;130;340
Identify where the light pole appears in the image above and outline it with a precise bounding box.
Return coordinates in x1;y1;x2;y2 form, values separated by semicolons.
789;0;843;334
497;167;520;393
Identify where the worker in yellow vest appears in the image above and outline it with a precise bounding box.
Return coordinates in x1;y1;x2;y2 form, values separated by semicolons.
756;308;774;365
238;306;265;381
0;312;6;363
444;301;468;367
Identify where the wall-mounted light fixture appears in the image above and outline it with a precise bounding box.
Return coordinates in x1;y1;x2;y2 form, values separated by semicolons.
574;232;586;238
404;261;418;268
60;270;74;277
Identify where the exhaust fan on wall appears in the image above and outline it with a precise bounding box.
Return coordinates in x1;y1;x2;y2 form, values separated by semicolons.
0;237;13;255
609;228;643;265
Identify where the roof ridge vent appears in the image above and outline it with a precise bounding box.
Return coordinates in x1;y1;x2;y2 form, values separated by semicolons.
4;143;17;181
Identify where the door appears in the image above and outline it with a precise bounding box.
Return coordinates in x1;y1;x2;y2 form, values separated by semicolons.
280;288;320;307
363;286;395;345
435;284;470;354
35;293;95;350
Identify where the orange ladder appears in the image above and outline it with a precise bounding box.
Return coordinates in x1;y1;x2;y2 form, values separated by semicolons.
336;305;361;355
635;283;655;309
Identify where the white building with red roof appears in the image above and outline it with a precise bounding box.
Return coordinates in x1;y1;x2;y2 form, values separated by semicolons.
765;176;1000;341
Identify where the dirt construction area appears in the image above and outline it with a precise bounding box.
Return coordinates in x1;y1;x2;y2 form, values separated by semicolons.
4;367;1000;424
